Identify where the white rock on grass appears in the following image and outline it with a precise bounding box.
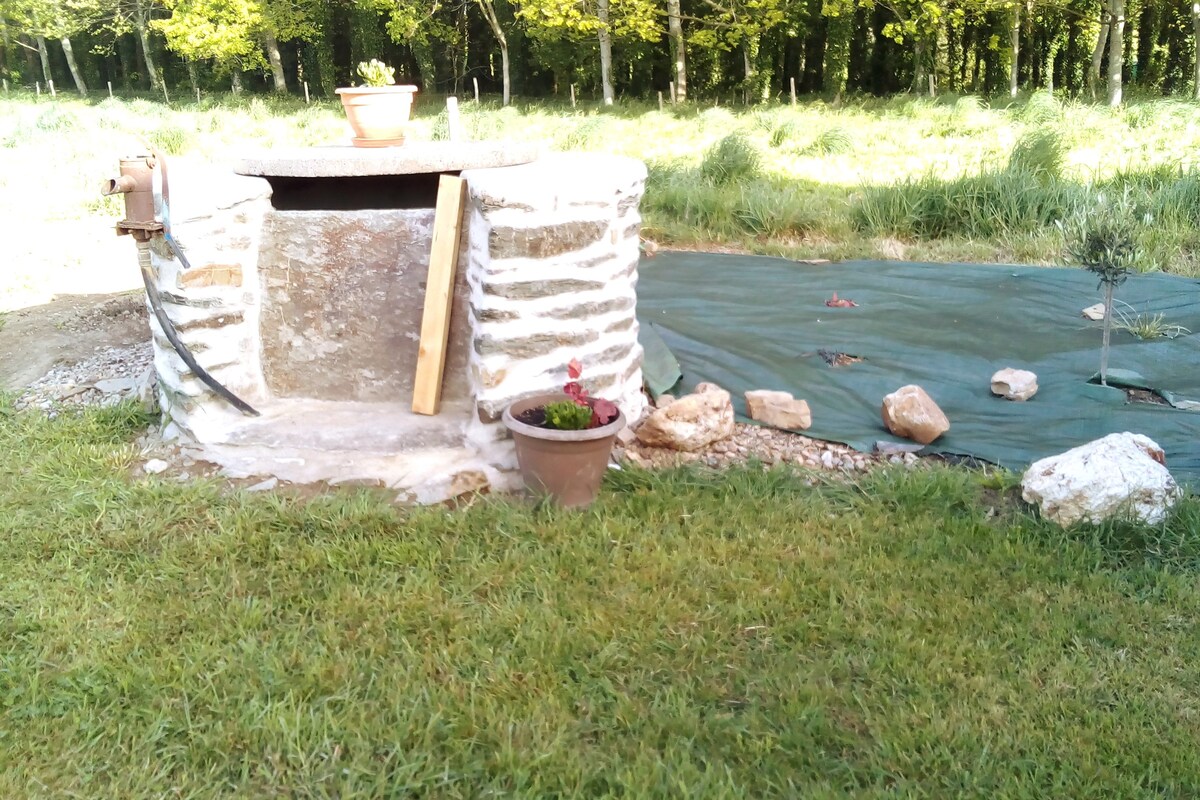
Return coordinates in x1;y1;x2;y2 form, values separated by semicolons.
1021;432;1180;526
744;389;812;430
636;385;735;451
991;368;1038;401
143;459;170;475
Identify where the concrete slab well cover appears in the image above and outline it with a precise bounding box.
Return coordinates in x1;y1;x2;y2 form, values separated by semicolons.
235;142;540;178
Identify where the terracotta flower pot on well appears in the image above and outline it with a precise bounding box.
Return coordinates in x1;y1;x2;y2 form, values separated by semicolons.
335;85;418;147
502;393;626;509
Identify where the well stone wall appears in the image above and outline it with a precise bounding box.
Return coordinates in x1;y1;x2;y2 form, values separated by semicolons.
143;152;647;500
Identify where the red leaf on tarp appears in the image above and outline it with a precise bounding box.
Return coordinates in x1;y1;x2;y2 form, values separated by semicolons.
825;292;859;308
567;358;583;379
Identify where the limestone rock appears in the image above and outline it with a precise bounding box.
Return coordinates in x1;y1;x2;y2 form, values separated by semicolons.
143;459;170;475
874;440;925;455
881;385;949;445
636;388;735;451
1082;303;1107;321
744;390;812;430
991;368;1038;401
695;382;725;395
654;394;676;409
93;377;138;395
1021;432;1180;526
135;366;158;412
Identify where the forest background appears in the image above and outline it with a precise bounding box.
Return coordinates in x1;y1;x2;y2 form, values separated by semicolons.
0;0;1197;108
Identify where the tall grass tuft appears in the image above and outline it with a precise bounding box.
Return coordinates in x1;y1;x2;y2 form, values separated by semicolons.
1020;91;1061;124
1008;129;1065;180
1150;172;1200;226
953;95;985;115
699;133;760;185
769;121;798;148
644;161;819;239
35;107;80;132
559;116;608;151
853;170;1087;239
800;127;852;156
147;123;195;155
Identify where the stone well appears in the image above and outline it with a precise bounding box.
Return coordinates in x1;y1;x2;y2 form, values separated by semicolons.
144;144;647;502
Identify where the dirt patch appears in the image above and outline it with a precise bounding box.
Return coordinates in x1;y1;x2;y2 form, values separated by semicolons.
0;292;149;392
1126;388;1169;406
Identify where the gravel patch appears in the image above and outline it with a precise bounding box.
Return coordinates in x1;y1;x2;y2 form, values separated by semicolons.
619;422;919;473
15;342;154;413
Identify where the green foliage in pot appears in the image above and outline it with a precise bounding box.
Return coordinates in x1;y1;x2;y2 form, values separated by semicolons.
356;59;396;88
543;400;595;431
541;358;620;431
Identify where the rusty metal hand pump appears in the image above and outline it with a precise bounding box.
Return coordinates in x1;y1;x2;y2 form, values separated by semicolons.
103;151;260;417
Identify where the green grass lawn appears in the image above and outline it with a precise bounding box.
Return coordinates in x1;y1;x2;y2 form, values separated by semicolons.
4;400;1200;797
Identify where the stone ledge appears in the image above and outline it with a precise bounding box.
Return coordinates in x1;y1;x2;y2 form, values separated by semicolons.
235;142;540;178
463;153;647;211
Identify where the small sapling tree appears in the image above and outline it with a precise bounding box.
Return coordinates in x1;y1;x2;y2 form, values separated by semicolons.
1059;191;1143;386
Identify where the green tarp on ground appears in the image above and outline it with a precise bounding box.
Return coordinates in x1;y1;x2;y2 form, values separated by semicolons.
636;252;1200;485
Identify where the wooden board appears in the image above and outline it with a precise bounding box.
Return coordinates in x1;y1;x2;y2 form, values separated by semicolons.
412;175;468;415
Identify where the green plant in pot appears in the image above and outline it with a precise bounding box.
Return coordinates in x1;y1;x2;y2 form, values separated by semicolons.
335;59;419;148
502;358;625;508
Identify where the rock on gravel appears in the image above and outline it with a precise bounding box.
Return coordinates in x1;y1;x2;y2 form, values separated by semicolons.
745;389;812;430
881;385;949;445
635;385;736;451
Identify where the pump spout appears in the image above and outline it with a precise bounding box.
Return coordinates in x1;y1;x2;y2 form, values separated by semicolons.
102;155;157;225
101;174;138;196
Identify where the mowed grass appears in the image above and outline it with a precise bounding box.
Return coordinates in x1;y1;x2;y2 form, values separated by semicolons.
4;399;1200;797
3;90;1200;312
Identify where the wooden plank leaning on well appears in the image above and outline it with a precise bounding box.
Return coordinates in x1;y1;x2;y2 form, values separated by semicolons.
412;174;468;415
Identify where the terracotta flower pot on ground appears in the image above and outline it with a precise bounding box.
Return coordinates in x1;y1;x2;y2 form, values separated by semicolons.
335;85;418;148
502;393;626;508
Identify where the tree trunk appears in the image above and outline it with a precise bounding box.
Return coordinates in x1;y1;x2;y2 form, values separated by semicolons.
969;26;979;89
1101;281;1115;385
231;69;243;94
667;0;687;101
60;37;88;95
1009;5;1020;97
35;35;51;85
912;35;926;93
187;60;199;97
136;6;161;90
265;31;287;92
1088;18;1109;99
476;0;511;105
1108;0;1125;105
1135;1;1160;86
117;35;136;90
499;39;511;105
1;19;12;81
742;34;764;103
1193;0;1200;100
597;0;614;104
1044;40;1057;92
